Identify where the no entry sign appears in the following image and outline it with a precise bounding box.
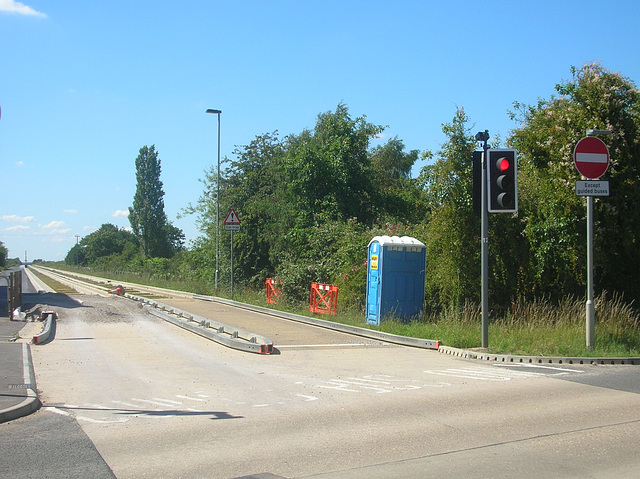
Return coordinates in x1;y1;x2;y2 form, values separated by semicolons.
574;136;610;179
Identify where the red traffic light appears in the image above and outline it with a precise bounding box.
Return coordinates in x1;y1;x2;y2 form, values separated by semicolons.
487;149;518;213
497;157;510;171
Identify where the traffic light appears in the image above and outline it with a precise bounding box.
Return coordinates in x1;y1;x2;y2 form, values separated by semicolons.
487;149;518;213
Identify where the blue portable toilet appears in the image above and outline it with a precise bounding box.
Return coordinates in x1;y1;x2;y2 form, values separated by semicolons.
366;236;426;325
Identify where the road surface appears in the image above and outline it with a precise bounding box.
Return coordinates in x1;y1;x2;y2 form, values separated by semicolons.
5;288;640;478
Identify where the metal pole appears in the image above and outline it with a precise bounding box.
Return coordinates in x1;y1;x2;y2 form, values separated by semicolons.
216;112;221;291
75;234;80;266
586;195;595;349
583;128;609;350
206;109;222;291
230;230;234;300
481;147;489;348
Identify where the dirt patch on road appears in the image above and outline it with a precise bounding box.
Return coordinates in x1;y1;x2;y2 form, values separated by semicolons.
22;294;150;325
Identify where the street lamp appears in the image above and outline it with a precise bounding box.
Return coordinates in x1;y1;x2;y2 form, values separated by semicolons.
206;108;222;290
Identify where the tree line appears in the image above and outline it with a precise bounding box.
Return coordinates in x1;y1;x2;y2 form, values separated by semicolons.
65;63;640;311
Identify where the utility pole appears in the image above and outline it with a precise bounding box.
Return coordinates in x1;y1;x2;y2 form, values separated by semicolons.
75;234;80;266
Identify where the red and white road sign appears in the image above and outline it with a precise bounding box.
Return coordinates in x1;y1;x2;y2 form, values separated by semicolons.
573;136;610;179
224;209;241;225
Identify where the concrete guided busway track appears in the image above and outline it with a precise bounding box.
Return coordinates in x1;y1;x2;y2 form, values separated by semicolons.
30;266;274;354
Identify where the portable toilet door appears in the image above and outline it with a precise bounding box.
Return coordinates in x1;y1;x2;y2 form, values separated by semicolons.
366;240;381;324
366;236;426;325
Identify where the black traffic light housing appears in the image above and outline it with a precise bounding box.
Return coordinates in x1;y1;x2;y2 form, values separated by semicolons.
487;149;518;213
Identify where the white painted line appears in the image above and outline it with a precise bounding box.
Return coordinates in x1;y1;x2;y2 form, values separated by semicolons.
447;368;543;378
153;397;183;405
492;364;585;373
346;377;393;385
85;403;112;410
176;395;207;402
111;400;140;408
317;384;361;393
45;406;72;417
130;398;178;407
77;416;128;424
296;394;318;401
277;343;385;348
423;370;512;381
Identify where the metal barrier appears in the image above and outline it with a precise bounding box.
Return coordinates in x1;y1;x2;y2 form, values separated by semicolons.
309;282;339;315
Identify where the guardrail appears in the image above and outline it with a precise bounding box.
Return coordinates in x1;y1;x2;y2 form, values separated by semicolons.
122;294;274;354
194;294;441;350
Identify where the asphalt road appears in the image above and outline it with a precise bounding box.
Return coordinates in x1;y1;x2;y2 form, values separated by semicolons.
1;289;634;479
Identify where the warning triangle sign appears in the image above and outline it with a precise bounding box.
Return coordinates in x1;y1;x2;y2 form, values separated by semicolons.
224;209;241;225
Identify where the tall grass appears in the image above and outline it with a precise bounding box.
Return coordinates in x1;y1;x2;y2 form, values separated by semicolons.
374;293;640;357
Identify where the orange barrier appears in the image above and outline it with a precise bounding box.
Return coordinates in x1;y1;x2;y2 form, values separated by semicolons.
265;278;282;304
309;282;339;315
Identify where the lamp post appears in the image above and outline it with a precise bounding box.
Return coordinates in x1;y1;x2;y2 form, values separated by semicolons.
206;108;222;290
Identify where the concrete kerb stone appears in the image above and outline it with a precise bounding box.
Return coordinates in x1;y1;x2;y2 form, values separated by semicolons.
32;312;57;345
0;344;41;423
438;345;640;366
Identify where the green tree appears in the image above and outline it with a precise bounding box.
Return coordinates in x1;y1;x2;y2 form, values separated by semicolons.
129;145;183;258
67;224;138;266
369;136;428;224
418;108;480;307
284;104;384;225
0;241;7;269
510;63;640;302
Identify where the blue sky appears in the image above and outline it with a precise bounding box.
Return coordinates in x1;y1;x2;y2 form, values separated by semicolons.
1;0;639;261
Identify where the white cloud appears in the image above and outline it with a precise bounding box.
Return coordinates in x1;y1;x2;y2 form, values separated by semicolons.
0;0;47;17
63;209;79;214
5;224;31;232
51;236;71;243
112;209;129;218
42;220;66;229
83;225;96;232
2;214;35;223
16;160;24;166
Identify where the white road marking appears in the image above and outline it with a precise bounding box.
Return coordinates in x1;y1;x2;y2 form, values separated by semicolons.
422;366;557;381
130;397;180;407
153;397;183;405
111;400;141;408
277;343;387;348
296;394;319;401
492;363;585;373
176;394;207;402
45;406;72;417
76;416;128;424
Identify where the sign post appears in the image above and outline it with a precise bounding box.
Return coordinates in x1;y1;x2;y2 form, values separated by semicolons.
224;209;241;299
574;133;610;350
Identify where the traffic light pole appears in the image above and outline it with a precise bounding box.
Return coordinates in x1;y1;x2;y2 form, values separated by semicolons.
477;132;490;349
